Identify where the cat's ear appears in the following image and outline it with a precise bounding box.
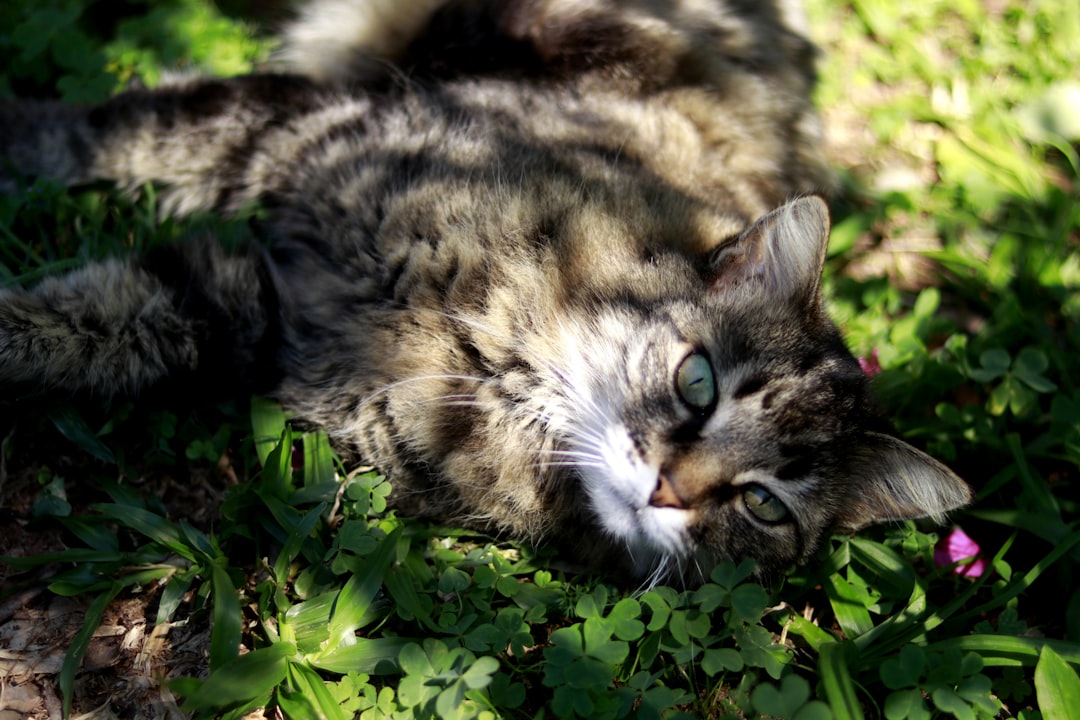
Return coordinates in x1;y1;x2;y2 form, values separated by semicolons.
709;195;830;305
835;432;973;531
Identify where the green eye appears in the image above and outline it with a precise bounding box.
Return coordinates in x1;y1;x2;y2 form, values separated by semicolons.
743;485;789;523
676;352;716;409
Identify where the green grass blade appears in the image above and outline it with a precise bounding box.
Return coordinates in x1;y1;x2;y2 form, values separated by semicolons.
272;501;326;583
91;504;196;561
783;612;837;653
926;635;1080;668
262;426;295;499
289;591;390;656
210;562;243;671
965;508;1075;554
1035;646;1080;720
49;406;115;464
156;568;197;625
326;527;400;649
251;395;288;466
309;636;416;675
952;529;1080;626
302;430;337;488
58;516;120;554
1006;433;1061;521
384;564;442;633
818;641;865;720
180;642;293;712
1;548;139;569
823;572;874;639
279;660;348;720
60;584;122;718
847;537;916;598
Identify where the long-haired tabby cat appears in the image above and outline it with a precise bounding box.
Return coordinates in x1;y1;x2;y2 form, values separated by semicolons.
0;0;971;582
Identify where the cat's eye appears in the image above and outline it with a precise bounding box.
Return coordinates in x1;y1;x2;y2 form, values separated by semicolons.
743;485;789;523
676;352;716;410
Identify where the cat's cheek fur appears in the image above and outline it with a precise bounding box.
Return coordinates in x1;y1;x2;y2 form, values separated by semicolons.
578;422;693;561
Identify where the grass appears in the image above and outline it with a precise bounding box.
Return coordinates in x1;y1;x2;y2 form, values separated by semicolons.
1;0;1079;717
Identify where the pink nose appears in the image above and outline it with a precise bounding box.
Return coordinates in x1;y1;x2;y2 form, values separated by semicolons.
649;474;685;509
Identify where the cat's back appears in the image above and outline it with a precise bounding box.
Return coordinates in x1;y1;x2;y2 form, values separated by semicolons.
258;0;835;303
272;0;833;211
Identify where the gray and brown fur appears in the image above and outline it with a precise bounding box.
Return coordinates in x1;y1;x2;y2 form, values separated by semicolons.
0;0;970;581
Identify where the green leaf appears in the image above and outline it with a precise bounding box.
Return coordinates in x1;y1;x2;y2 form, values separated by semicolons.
251;395;288;466
272;501;325;583
281;661;348;720
576;591;603;619
327;528;399;648
302;430;338;488
956;674;998;715
702;648;744;675
50;405;115;463
823;573;874;639
884;689;930;720
912;287;940;319
931;686;974;720
439;566;471;594
730;583;769;623
210;562;242;670
60;584;122;718
795;701;835;720
1012;348;1058;393
970;348;1010;383
818;642;864;720
57;517;117;553
309;637;416;675
881;644;925;690
385;564;438;631
751;675;811;718
461;655;500;689
608;598;645;641
488;672;526;709
584;617;627;665
641;590;672;631
710;558;756;589
181;643;291;711
735;624;790;680
92;504;196;561
848;537;916;599
1035;646;1080;720
156;569;195;625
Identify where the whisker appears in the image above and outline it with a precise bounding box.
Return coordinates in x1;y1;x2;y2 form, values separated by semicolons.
353;373;487;410
533;460;606;470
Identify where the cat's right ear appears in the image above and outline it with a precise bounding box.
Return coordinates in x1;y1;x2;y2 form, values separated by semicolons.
708;195;831;307
836;432;974;530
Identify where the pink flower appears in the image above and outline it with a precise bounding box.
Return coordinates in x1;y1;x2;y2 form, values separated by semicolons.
934;527;987;578
858;349;882;377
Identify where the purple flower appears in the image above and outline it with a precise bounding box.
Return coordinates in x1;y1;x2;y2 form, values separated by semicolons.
858;349;882;377
934;527;987;577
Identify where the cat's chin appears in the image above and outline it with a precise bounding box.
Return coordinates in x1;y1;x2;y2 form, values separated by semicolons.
575;423;696;572
584;473;695;568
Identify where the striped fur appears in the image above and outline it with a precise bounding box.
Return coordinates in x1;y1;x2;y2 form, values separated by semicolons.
0;0;969;581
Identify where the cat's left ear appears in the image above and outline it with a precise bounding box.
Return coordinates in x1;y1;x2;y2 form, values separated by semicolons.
709;195;830;306
835;432;973;531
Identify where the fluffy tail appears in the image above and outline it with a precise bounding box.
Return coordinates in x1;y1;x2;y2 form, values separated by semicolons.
0;239;278;400
0;74;326;216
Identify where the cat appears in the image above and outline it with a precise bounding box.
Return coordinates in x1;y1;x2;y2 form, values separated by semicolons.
0;0;971;582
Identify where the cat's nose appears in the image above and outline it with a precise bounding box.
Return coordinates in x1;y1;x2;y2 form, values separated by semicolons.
649;474;686;509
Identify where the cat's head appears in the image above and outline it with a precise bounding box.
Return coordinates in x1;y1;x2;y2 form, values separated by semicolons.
549;196;972;582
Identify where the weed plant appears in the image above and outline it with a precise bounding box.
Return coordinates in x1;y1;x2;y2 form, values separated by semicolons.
1;0;1078;717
